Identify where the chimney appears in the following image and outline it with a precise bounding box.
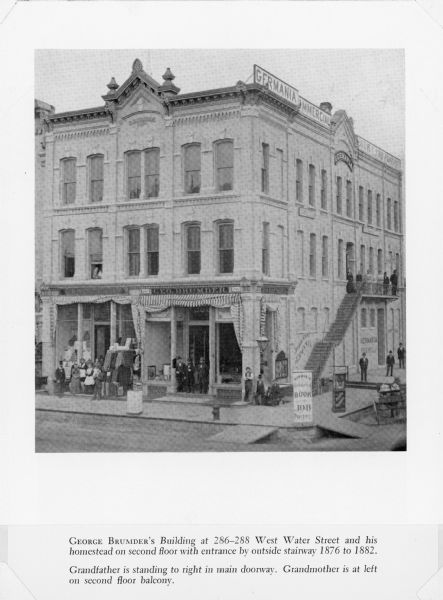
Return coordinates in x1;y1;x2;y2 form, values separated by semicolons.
320;102;332;115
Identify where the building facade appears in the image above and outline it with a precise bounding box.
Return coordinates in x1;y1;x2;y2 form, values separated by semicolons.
35;58;405;399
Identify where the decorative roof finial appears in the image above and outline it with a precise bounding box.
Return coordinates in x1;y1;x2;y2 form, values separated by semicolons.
106;77;119;92
132;58;143;73
162;67;175;82
159;66;180;97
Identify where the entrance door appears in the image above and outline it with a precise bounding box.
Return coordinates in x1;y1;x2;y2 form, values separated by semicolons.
95;325;110;361
377;308;385;366
346;242;355;275
189;325;209;366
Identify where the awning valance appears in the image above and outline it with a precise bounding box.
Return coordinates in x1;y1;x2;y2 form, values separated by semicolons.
53;295;132;305
140;293;240;311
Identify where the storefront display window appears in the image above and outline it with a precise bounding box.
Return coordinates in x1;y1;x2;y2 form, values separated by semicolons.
217;322;241;384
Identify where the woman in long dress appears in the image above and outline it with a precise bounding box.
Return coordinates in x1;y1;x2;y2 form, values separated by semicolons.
84;361;95;395
69;363;82;395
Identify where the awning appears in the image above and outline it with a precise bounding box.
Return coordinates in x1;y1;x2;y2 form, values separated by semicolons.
139;293;240;311
53;295;131;305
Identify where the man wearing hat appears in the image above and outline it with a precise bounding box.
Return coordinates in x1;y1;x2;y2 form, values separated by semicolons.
359;352;369;382
386;350;395;377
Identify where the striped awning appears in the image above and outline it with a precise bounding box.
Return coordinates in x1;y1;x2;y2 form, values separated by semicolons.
53;295;132;305
140;293;240;310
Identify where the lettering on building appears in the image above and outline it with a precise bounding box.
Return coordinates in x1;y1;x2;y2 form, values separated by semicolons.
254;65;300;107
334;150;354;171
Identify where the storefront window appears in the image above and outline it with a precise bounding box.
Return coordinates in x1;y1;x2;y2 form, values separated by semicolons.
56;304;78;366
117;304;135;344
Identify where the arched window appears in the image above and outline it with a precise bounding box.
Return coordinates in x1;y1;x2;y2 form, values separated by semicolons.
88;228;103;279
61;158;76;204
146;225;159;276
60;229;75;278
183;144;201;194
144;148;160;198
185;223;201;275
214;140;234;191
126;151;141;199
88;154;104;203
127;227;140;276
218;220;234;274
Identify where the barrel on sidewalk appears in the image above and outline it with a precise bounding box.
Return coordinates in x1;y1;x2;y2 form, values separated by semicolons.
126;382;143;415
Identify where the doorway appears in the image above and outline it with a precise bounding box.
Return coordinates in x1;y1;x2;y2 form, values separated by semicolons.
377;308;385;366
94;325;110;361
346;242;355;275
189;325;209;366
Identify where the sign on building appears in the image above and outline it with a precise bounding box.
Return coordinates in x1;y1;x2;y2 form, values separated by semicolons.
292;370;313;425
332;371;347;413
254;65;300;108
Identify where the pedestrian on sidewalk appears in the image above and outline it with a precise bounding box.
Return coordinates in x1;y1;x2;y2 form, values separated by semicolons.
244;367;254;403
196;357;208;394
386;350;395;376
175;357;185;392
359;352;369;382
185;358;195;393
92;361;104;400
255;374;265;405
397;342;406;368
54;361;65;397
84;361;95;394
78;358;86;392
69;362;82;395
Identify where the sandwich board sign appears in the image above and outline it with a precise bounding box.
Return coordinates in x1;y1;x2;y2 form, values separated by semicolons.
292;370;313;425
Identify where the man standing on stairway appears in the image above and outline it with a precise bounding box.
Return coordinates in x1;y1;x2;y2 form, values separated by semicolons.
359;352;369;382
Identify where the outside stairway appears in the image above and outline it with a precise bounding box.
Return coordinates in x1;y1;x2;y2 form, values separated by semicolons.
305;289;362;393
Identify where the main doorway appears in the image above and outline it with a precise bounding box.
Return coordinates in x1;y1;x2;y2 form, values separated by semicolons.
94;325;110;361
189;325;209;365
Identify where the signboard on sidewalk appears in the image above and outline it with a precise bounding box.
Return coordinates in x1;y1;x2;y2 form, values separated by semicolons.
332;371;347;413
292;370;313;425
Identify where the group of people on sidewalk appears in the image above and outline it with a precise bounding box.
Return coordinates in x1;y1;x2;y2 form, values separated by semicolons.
346;269;399;295
359;342;406;381
174;356;209;394
54;355;135;400
243;368;282;406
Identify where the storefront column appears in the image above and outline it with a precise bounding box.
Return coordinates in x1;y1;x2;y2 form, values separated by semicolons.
169;305;177;391
208;306;216;395
110;301;117;345
41;296;56;394
77;303;83;361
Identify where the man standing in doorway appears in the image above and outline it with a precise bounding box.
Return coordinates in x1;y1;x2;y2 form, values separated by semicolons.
386;350;395;376
397;343;406;369
54;360;65;398
359;352;369;382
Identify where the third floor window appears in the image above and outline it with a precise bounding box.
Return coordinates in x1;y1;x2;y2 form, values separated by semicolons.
184;144;201;194
89;155;104;203
61;158;76;204
215;140;234;192
127;151;141;199
144;148;160;198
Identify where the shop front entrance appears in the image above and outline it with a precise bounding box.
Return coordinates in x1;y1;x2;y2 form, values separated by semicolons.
95;325;110;361
189;325;209;366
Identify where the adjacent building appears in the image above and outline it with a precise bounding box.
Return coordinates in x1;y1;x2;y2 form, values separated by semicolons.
35;58;405;400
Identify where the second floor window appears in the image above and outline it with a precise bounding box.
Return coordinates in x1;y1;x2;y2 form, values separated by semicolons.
89;155;103;203
367;190;373;224
146;226;159;276
322;235;328;277
376;193;381;226
338;239;344;279
262;222;270;276
308;164;315;206
346;180;352;217
394;200;399;231
62;158;76;204
358;186;364;221
377;249;383;275
186;224;201;274
144;148;160;198
127;152;141;199
387;198;392;229
296;159;303;202
89;228;103;279
219;222;234;274
369;246;374;275
215;140;234;192
336;176;342;214
261;143;269;194
184;144;201;194
61;230;75;278
309;233;316;277
321;169;327;209
127;228;140;276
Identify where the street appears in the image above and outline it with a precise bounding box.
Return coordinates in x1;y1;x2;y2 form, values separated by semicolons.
35;410;405;452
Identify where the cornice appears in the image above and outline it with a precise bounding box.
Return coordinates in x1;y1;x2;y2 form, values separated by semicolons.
172;108;241;125
54;126;111;141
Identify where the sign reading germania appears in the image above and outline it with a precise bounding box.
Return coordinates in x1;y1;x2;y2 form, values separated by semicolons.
254;65;300;108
